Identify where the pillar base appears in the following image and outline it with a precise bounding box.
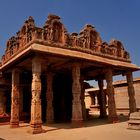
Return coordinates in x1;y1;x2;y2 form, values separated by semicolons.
71;120;83;128
10;121;19;128
108;116;119;123
28;123;45;134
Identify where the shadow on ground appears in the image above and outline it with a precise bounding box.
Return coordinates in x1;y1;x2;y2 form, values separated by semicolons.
42;114;129;131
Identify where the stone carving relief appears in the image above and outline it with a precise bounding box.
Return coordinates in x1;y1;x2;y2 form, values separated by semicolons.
43;14;69;44
71;33;79;47
20;16;35;44
10;70;20;126
1;14;131;65
32;72;41;104
78;24;102;51
109;39;130;59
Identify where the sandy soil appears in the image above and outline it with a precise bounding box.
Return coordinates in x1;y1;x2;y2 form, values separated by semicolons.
0;117;140;140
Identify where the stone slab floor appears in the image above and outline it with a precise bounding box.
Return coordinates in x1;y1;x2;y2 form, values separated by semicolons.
0;119;140;140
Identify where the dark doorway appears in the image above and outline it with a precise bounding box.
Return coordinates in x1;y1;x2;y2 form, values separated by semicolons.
53;73;72;122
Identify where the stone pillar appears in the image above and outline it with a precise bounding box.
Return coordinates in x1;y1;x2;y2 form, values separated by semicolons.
46;72;54;124
72;63;83;126
0;90;6;117
126;71;137;113
29;57;42;134
19;86;23;119
10;69;20;128
98;79;107;118
80;78;86;120
105;68;118;122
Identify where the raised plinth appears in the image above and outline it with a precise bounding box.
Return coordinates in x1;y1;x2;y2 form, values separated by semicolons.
128;112;140;130
10;121;19;128
28;123;44;134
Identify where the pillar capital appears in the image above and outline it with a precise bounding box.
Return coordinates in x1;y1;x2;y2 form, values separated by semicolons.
125;70;132;75
32;57;41;73
104;68;113;75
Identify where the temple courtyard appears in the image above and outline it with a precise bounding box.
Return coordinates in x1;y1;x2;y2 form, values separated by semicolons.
0;116;140;140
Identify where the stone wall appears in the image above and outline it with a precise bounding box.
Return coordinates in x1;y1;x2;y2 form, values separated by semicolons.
115;82;140;109
85;79;140;112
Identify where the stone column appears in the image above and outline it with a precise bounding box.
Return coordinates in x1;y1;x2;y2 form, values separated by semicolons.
72;63;83;126
98;79;107;118
19;86;23;120
29;57;42;134
126;71;137;113
10;69;20;128
46;72;54;124
105;68;118;122
80;78;86;120
0;90;6;117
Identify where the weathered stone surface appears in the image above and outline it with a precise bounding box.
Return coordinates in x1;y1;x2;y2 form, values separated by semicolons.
1;14;132;65
72;63;83;127
46;72;54;124
29;57;43;134
98;79;107;118
126;71;137;113
105;68;118;123
10;69;20;128
128;112;140;130
0;14;139;134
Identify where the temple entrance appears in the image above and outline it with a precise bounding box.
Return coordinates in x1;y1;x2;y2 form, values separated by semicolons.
53;73;72;122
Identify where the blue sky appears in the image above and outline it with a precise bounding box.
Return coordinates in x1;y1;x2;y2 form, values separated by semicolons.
0;0;140;78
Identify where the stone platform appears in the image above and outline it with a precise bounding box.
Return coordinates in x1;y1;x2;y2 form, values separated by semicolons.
128;112;140;130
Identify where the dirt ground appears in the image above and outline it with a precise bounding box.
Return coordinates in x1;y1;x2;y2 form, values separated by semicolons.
0;116;140;140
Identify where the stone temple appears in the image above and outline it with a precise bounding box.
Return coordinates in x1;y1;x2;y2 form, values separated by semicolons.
0;14;139;133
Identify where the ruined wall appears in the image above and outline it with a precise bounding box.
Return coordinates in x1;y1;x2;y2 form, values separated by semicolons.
85;80;140;111
115;82;140;109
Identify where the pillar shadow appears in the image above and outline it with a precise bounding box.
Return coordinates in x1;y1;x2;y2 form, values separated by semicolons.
43;115;129;130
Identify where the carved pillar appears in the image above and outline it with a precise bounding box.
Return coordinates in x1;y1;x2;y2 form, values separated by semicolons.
19;86;23;119
0;90;6;117
29;57;42;134
72;63;83;126
98;79;107;118
126;71;137;113
10;69;20;128
105;68;118;122
46;72;54;124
